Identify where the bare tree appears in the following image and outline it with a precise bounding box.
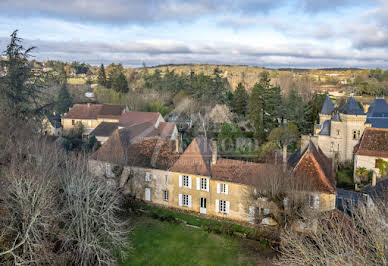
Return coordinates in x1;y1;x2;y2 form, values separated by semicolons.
276;202;388;265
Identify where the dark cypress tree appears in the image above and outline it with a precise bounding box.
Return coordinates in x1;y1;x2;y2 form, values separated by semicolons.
112;71;128;93
55;83;73;115
232;82;249;116
248;82;265;140
97;64;106;86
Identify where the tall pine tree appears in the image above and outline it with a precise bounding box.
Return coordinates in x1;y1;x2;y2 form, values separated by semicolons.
55;83;73;115
112;71;128;93
97;64;106;86
248;82;265;140
232;82;249;116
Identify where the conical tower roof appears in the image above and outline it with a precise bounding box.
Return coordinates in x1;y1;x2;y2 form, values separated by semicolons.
339;95;364;115
320;95;335;115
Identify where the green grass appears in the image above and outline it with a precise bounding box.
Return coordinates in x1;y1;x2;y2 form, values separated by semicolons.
120;217;273;266
336;167;354;189
67;77;86;84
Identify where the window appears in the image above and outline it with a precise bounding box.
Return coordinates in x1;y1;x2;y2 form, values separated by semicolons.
105;163;112;176
357;130;361;139
353;130;357;140
72;120;75;125
219;200;228;213
200;197;206;208
164;190;168;201
201;178;207;190
88;120;92;127
220;184;226;193
337;129;340;136
183;175;189;187
183;194;189;207
145;172;151;182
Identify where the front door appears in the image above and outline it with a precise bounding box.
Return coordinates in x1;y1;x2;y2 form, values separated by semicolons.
145;188;151;201
200;198;207;214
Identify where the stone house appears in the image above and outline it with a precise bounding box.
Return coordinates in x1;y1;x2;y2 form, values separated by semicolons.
354;128;388;183
306;96;388;163
62;103;125;134
42;113;62;136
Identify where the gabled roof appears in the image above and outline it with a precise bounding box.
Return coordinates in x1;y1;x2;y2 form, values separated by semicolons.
64;104;103;119
46;113;61;128
170;136;212;176
320;95;335;115
318;119;331;136
90;122;118;137
118;122;159;145
338;96;365;115
119;111;161;127
356;128;388;158
91;131;179;170
98;104;124;119
158;122;176;139
288;142;336;194
366;98;388;128
63;104;124;120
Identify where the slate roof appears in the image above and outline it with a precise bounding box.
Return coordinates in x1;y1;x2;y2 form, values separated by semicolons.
365;178;388;202
355;128;388;158
338;96;365;115
366;98;388;129
288;142;336;193
46;113;62;128
119;111;161;127
318;119;331;136
63;104;124;120
90;122;118;137
320;95;335;115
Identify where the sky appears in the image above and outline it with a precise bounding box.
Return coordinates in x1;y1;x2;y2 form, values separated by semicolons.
0;0;388;68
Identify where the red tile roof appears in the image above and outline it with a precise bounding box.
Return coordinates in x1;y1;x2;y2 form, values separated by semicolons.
158;122;176;138
63;104;124;120
64;104;103;119
170;136;212;176
119;111;161;127
356;128;388;158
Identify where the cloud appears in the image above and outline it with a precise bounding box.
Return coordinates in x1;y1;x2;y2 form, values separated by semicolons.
2;37;387;68
0;0;286;25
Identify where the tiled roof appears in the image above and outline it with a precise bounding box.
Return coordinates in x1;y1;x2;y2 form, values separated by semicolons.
356;128;388;158
320;95;335;115
118;122;159;145
170;136;212;176
119;111;161;127
91;131;179;170
90;122;118;137
98;104;124;119
289;142;336;193
158;122;176;138
63;104;124;120
211;159;275;186
318;119;331;136
63;104;103;119
339;96;365;115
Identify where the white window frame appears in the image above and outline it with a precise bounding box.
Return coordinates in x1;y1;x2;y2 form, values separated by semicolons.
182;175;191;188
163;190;168;201
145;172;151;182
218;200;229;214
200;178;208;191
220;200;226;213
182;194;191;207
88;120;92;127
218;183;228;194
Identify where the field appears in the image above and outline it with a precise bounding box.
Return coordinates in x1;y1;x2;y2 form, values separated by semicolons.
67;77;86;85
120;217;275;266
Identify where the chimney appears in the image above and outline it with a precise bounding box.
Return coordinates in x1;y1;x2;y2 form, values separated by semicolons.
372;172;377;187
212;140;217;165
282;144;287;171
175;133;180;153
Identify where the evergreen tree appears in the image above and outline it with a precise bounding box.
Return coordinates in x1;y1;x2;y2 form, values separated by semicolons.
55;83;73;115
97;64;106;86
0;30;42;119
232;82;249;116
112;71;128;93
248;82;265;140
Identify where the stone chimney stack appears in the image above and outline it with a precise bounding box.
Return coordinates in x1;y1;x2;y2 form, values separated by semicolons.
372;172;377;187
212;140;217;165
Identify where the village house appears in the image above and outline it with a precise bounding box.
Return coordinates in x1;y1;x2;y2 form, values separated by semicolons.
62;103;125;134
305;95;388;163
354;128;388;183
42;112;62;136
89;129;337;225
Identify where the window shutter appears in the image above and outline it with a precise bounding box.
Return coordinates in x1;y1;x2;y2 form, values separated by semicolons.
196;177;200;190
179;175;182;187
314;195;320;209
226;201;230;214
178;194;182;206
217;183;220;194
188;176;192;189
225;184;229;195
206;179;210;192
188;195;192;208
215;199;219;213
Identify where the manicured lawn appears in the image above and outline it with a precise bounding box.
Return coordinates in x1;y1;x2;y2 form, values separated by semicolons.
120;217;274;266
67;77;86;84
